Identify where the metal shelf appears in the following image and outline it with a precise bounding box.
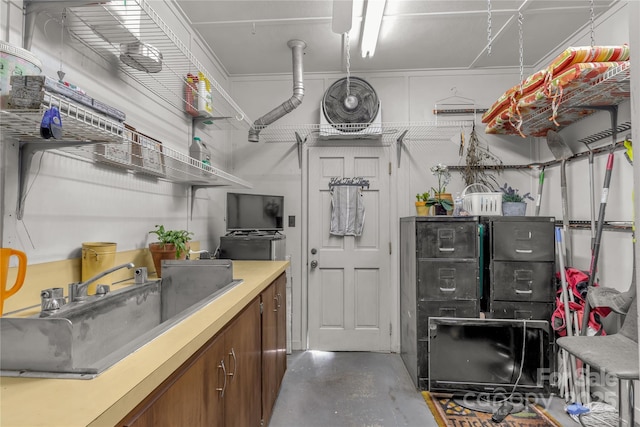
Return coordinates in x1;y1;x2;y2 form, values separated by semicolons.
1;92;251;220
1;92;125;143
256;121;473;144
518;61;631;137
58;0;252;130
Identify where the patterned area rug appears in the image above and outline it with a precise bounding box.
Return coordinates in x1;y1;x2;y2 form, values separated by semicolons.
422;392;563;427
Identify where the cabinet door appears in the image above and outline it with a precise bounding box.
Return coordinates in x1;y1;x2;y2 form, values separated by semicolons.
261;280;278;426
225;299;262;427
121;339;216;427
204;335;227;426
275;273;287;389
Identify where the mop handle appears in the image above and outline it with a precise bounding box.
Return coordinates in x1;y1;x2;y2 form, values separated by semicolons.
556;227;580;404
587;151;615;288
556;228;573;334
535;167;545;216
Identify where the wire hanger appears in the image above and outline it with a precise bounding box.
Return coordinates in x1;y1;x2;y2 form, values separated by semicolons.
433;87;487;117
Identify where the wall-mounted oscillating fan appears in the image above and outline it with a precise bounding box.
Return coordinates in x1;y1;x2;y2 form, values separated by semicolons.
320;76;382;139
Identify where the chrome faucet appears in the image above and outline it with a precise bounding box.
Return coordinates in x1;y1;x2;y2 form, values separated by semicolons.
68;262;135;302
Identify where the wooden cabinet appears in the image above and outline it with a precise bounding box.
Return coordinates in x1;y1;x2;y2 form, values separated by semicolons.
119;299;261;427
261;272;287;426
224;299;262;427
275;273;287;390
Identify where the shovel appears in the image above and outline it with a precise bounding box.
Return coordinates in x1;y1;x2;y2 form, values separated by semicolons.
547;130;574;265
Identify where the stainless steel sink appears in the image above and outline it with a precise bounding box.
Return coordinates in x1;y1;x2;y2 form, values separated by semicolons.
0;259;242;379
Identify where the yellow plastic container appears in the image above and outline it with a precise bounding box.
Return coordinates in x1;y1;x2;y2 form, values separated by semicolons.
82;242;117;294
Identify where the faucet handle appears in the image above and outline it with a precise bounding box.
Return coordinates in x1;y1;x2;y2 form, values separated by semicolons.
95;284;110;296
40;287;66;313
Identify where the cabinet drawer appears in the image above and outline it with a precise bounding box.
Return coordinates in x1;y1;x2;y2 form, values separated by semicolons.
417;300;479;339
491;261;555;302
489;301;554;321
492;220;554;261
417;221;477;258
418;260;478;300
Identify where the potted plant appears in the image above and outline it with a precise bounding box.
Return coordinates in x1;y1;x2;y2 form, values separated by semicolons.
148;225;194;277
415;192;430;216
429;163;453;215
500;183;534;216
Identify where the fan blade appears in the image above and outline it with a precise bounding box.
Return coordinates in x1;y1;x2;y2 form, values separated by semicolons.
332;0;353;33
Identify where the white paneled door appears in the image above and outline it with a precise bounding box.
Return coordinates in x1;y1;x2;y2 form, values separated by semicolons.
307;145;391;351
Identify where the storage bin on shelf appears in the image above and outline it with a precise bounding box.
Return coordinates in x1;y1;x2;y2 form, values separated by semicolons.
462;183;502;216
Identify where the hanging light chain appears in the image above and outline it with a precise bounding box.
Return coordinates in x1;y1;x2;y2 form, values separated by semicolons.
589;0;596;49
518;11;524;90
345;32;351;97
487;0;492;55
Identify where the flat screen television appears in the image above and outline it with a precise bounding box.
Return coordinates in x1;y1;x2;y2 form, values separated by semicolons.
226;193;284;232
428;317;551;396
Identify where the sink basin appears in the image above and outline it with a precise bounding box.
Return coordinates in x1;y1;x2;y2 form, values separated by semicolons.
0;259;242;379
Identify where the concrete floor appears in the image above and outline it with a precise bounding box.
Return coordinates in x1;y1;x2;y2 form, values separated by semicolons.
269;351;577;427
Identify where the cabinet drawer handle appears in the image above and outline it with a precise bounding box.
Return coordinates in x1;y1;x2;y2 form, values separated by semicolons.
438;248;455;252
277;292;282;309
439;287;456;292
515;249;533;254
515;289;533;294
274;294;279;312
228;348;237;380
217;359;227;398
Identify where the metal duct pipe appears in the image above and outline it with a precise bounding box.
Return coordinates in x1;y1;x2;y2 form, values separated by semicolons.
248;39;306;142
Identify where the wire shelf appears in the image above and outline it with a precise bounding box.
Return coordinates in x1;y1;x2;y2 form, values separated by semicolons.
64;0;252;130
2;92;251;190
1;92;125;143
519;62;631;136
255;121;473;145
58;140;252;187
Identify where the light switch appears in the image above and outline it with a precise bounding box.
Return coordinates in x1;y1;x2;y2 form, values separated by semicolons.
288;216;295;227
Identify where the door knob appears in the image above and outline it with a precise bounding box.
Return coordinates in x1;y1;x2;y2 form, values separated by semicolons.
311;248;317;254
310;260;318;269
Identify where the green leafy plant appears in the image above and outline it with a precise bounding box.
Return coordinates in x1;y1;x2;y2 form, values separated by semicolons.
500;183;534;203
430;163;451;195
426;196;453;210
416;192;430;202
149;225;194;258
428;163;453;212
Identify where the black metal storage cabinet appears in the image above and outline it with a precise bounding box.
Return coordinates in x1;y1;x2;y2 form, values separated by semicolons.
400;216;480;389
482;216;556;321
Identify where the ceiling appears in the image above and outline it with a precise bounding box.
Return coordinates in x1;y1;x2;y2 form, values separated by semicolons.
174;0;619;76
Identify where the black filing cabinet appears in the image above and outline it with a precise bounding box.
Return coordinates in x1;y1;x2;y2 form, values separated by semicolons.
400;216;480;390
482;216;556;321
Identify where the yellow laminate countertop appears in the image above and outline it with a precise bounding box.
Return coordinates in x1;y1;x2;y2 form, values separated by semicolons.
0;260;289;427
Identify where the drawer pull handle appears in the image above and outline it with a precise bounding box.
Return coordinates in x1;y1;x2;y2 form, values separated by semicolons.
217;359;227;398
439;287;456;292
228;348;237;380
515;289;533;294
439;248;455;252
515;249;533;254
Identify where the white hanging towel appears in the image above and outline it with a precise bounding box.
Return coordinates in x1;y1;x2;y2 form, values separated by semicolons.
330;185;365;236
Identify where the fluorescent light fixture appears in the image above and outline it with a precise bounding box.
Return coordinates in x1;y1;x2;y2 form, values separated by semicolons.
360;0;386;58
